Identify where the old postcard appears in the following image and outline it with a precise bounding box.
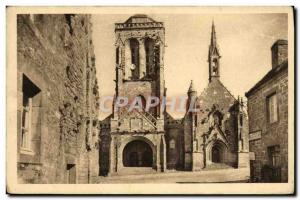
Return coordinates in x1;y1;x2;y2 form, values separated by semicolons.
6;6;294;194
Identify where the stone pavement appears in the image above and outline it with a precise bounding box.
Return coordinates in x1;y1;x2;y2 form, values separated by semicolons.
93;167;250;183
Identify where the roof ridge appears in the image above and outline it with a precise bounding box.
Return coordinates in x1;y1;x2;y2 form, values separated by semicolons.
245;60;288;97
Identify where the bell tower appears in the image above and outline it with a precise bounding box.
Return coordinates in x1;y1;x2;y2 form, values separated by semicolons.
113;14;165;123
208;21;221;82
108;15;167;174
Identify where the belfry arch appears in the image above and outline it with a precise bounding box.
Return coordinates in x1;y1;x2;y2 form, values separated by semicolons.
124;38;140;80
144;37;155;76
129;38;140;79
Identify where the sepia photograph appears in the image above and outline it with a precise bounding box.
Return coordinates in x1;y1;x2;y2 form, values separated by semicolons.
6;6;294;194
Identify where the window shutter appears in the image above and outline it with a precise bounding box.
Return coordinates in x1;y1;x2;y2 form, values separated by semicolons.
273;95;278;122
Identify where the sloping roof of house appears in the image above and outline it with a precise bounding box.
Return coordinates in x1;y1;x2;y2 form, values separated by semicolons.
245;60;288;97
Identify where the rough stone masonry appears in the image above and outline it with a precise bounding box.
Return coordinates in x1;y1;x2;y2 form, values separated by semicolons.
17;14;100;184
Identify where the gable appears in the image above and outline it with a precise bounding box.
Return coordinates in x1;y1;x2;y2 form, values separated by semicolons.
207;126;229;146
198;79;236;114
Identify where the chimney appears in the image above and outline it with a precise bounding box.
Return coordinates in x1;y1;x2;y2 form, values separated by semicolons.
271;39;288;68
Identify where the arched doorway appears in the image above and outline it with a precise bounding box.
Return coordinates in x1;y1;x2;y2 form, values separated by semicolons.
123;140;153;167
212;145;221;163
209;141;227;164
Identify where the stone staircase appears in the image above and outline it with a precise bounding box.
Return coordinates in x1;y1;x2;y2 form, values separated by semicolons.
93;168;250;183
136;110;157;127
118;110;157;129
204;163;234;171
111;167;157;176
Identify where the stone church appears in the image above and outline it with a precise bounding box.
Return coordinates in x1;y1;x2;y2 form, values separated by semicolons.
99;15;250;176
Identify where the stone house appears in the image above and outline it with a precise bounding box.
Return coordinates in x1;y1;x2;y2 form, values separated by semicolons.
245;40;288;182
17;14;100;183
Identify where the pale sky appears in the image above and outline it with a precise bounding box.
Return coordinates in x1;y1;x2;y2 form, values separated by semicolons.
92;13;288;120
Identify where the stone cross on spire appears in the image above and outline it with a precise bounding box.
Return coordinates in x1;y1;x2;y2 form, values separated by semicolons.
211;20;217;47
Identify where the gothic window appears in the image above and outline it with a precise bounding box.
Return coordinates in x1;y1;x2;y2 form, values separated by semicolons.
154;44;160;69
267;93;278;123
130;38;139;79
21;75;41;152
116;47;119;64
239;113;243;126
91;56;96;67
194;114;198;127
145;38;155;76
136;95;146;111
212;58;218;75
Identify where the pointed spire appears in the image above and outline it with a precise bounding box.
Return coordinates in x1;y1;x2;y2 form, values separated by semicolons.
211;20;217;47
188;80;197;94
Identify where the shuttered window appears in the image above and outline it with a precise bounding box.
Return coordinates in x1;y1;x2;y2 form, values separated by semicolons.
267;93;278;123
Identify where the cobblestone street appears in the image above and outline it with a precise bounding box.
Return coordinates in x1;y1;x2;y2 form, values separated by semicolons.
94;168;250;183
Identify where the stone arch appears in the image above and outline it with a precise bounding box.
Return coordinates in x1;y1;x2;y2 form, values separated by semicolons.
123;140;153;167
119;136;156;169
137;95;146;111
206;139;228;165
129;38;139;79
124;38;140;80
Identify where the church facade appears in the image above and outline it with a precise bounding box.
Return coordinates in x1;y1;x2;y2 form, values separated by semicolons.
99;15;250;176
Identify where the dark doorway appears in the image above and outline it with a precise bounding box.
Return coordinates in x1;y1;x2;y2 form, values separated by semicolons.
123;140;153;167
212;145;221;163
66;164;76;184
129;152;139;166
142;150;152;166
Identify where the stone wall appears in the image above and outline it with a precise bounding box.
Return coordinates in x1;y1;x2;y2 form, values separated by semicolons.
17;14;99;183
165;114;184;170
247;65;288;182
